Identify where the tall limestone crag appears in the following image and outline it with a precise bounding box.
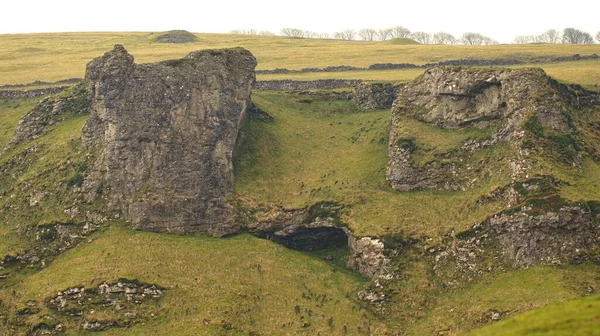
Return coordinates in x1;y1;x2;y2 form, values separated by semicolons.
82;45;257;236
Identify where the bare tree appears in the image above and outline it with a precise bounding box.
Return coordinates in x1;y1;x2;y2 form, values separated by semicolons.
377;28;392;41
390;26;411;38
359;28;378;41
411;31;432;44
319;32;331;39
513;35;533;44
334;29;357;40
461;32;496;45
596;31;600;43
433;32;456;44
538;29;561;43
562;28;594;44
229;29;259;35
482;37;499;45
304;31;320;38
280;28;305;38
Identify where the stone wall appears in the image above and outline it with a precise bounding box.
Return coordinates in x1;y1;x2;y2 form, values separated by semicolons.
0;87;69;99
254;79;362;91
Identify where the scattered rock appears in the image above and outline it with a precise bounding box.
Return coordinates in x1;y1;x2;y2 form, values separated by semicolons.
346;233;393;279
47;279;165;332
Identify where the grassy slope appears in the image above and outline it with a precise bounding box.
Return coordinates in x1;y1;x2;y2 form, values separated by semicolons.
409;265;600;335
2;224;379;336
1;32;600;85
0;97;38;148
0;98;381;335
236;92;512;237
468;294;600;336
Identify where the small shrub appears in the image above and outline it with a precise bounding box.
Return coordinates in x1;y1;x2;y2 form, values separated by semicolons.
549;134;581;160
67;174;84;188
395;137;417;153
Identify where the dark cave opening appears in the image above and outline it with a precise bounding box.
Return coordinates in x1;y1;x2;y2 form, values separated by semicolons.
270;227;349;252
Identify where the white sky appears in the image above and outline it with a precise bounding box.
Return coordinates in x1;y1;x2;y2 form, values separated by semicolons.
2;0;598;43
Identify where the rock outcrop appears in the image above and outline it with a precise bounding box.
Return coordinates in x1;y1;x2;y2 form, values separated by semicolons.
433;204;600;283
82;45;256;236
155;30;198;43
386;67;594;191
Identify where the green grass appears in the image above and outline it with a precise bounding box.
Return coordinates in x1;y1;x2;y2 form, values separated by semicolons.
0;111;89;257
392;114;495;165
468;294;600;336
2;33;600;335
1;223;380;335
408;264;600;335
235;92;512;237
258;59;600;88
1;32;600;85
0;97;38;149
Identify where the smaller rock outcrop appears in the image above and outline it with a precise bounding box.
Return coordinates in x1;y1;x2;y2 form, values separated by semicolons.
155;30;198;43
82;45;256;236
433;203;600;282
386;67;596;191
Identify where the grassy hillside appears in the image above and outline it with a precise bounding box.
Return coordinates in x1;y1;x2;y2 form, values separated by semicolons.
2;224;379;335
1;32;600;85
0;96;383;335
236;91;515;238
1;34;600;335
468;294;600;336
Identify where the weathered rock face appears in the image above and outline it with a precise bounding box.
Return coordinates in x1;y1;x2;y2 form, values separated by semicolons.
346;233;393;279
82;45;256;236
386;67;594;192
433;205;600;283
487;206;600;266
353;82;397;111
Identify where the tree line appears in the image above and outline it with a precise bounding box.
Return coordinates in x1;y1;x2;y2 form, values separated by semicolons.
229;26;600;45
514;28;598;44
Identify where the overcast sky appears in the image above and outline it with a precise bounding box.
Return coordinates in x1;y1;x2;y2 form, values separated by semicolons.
2;0;598;43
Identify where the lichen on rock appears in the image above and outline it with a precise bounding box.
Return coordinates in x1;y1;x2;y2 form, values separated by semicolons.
82;45;257;236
